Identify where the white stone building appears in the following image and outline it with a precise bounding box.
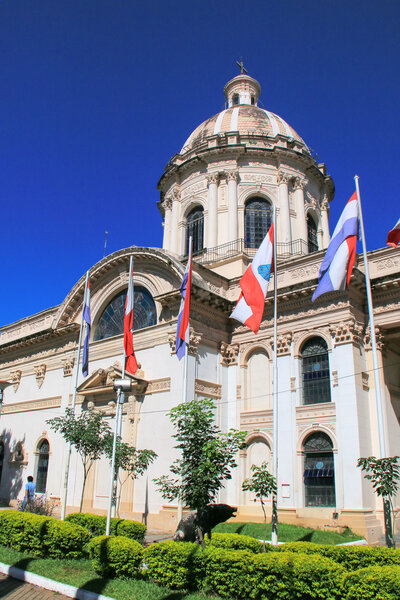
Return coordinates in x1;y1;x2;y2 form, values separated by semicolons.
0;73;399;542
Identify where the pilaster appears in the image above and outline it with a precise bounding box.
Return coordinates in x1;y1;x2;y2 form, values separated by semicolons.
278;171;291;245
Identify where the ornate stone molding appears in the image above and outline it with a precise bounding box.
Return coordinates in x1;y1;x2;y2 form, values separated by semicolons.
361;372;369;391
195;378;221;399
277;170;290;185
225;170;239;182
220;342;239;366
171;188;181;201
168;327;202;357
321;196;330;211
10;369;22;392
62;358;75;377
364;326;385;351
3;396;62;414
275;333;292;356
164;197;172;211
329;320;363;347
292;177;307;191
206;173;219;186
146;377;171;395
34;364;47;388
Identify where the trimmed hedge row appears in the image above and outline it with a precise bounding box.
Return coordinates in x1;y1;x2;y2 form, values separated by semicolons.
206;532;263;553
66;512;146;542
0;510;90;559
88;535;143;578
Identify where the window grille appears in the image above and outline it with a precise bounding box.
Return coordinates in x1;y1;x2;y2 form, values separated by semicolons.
303;432;335;507
94;287;157;341
186;207;204;255
245;198;272;249
36;440;49;494
307;216;318;253
301;338;331;405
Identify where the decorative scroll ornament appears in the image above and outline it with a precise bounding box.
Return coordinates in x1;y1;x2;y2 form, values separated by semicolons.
171;188;181;201
220;342;239;366
168;327;202;357
364;326;385;352
275;333;293;356
164;197;172;211
62;358;75;377
225;170;239;182
206;173;220;186
321;195;330;211
277;170;290;185
34;364;47;388
292;177;307;191
329;320;363;347
10;370;22;392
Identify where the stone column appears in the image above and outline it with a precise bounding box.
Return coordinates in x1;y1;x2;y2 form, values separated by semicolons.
207;173;219;249
321;197;331;248
226;170;239;244
163;198;172;251
293;177;307;252
278;171;291;246
170;189;181;255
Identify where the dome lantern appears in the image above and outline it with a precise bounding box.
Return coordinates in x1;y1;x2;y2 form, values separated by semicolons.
224;74;261;107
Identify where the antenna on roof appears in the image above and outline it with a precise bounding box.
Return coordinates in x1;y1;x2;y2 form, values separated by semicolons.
103;230;109;258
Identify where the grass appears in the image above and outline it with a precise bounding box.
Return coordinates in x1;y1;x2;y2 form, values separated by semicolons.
213;521;364;544
0;545;219;600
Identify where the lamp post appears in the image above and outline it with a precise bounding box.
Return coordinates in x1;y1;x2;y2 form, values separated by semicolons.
0;381;12;419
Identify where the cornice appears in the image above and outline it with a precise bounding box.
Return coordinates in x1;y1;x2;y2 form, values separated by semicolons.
3;396;62;415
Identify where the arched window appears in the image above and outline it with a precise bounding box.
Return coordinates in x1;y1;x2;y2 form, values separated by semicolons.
36;439;49;493
303;432;335;507
301;337;331;405
245;198;272;249
186;206;204;255
246;350;270;410
232;93;239;105
94;287;157;341
244;439;271;504
307;215;318;253
0;442;4;484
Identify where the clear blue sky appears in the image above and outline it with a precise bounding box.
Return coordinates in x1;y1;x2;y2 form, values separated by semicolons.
1;1;399;326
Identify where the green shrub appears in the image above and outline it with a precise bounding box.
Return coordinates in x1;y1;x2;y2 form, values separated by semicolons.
0;510;89;558
66;512;146;542
202;546;254;599
343;565;400;600
144;540;204;590
206;532;263;553
250;551;345;600
88;535;143;578
279;541;400;570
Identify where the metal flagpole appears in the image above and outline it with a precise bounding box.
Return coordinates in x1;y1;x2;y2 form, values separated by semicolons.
177;237;192;524
106;256;132;533
61;270;90;521
271;205;279;545
354;175;387;458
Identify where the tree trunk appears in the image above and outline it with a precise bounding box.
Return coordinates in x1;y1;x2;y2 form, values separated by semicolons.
384;496;395;548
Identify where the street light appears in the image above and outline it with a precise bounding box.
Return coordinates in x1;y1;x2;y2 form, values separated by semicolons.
0;381;12;419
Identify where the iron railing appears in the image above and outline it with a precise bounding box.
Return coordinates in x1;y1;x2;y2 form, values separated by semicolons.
190;237;309;264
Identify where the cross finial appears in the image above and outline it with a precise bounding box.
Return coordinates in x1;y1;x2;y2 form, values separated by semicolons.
236;58;248;75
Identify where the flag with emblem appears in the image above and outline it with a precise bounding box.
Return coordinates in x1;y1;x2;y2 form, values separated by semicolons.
387;218;400;248
124;265;138;375
82;279;91;377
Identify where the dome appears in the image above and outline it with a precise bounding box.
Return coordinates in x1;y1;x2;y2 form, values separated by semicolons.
180;74;307;154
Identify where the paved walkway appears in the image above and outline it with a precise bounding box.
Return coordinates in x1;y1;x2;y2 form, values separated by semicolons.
0;572;70;599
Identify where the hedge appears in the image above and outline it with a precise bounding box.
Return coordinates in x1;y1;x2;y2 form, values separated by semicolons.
66;512;146;542
0;510;90;558
342;565;400;600
278;541;400;570
206;532;263;554
201;546;254;599
88;535;143;578
144;540;205;590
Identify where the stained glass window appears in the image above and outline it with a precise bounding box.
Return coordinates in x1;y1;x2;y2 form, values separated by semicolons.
186;207;204;255
94;287;157;341
36;439;49;494
245;198;272;249
303;432;335;507
307;215;318;253
301;338;331;405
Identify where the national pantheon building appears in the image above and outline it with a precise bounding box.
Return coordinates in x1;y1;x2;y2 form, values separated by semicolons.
0;72;399;543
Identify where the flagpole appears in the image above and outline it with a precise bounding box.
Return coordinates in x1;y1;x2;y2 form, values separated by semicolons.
60;270;90;521
354;175;387;458
106;256;133;533
271;206;279;545
177;237;192;524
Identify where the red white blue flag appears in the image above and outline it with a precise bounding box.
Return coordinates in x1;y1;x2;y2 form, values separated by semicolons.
82;279;91;377
312;192;359;302
176;244;193;360
230;224;274;334
387;219;400;248
124;267;138;375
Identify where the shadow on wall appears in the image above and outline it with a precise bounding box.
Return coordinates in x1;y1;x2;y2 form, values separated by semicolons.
0;429;25;505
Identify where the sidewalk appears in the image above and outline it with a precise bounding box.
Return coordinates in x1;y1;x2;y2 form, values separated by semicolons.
0;571;70;599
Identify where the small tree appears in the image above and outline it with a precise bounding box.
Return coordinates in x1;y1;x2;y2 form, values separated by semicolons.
154;398;246;512
242;462;276;549
47;408;111;512
357;456;400;548
103;434;157;516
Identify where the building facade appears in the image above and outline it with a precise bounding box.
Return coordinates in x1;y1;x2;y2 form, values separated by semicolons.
0;73;399;542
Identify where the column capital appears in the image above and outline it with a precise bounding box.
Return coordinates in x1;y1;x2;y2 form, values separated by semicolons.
171;188;181;202
293;176;308;191
225;170;239;182
321;195;330;211
206;172;220;186
220;342;239;366
164;197;172;211
277;170;290;185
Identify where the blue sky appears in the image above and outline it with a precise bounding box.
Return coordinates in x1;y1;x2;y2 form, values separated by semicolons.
1;1;399;326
